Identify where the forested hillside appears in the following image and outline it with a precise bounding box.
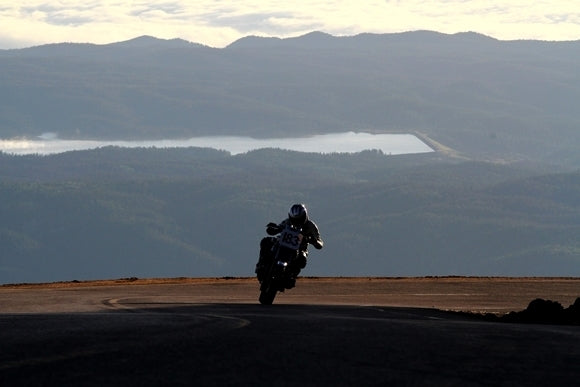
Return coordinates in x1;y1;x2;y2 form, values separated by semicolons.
1;148;578;284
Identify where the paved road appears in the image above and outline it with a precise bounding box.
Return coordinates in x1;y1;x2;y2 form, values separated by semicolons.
1;278;579;386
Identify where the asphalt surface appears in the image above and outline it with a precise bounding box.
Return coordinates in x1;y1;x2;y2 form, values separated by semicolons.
1;278;579;386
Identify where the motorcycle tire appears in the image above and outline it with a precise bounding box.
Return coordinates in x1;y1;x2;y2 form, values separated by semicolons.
259;286;277;305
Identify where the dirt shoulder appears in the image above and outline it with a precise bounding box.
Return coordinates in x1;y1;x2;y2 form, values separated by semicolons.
1;276;578;314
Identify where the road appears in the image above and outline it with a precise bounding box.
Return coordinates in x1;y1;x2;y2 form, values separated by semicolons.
1;277;579;386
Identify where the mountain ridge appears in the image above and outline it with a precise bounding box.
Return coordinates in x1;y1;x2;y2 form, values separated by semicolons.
1;30;580;167
6;29;579;52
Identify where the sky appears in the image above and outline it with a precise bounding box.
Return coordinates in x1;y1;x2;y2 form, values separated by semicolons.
1;1;579;49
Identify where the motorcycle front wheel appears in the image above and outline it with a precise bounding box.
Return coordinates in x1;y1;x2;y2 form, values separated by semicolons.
259;285;277;305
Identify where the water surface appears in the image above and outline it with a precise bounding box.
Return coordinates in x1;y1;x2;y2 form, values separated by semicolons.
0;132;433;156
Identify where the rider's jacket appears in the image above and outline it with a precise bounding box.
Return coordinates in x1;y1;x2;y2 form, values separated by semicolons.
267;219;324;251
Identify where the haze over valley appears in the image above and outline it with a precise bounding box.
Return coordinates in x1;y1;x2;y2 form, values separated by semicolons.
1;31;579;284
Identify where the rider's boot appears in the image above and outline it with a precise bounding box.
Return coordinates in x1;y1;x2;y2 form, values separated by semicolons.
285;267;300;289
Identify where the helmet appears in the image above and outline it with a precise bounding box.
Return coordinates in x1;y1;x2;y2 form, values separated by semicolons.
288;203;308;226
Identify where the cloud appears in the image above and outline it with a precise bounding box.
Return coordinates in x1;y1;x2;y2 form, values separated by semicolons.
0;1;579;49
200;11;322;35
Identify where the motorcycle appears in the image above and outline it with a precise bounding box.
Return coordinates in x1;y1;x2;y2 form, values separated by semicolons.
258;222;305;305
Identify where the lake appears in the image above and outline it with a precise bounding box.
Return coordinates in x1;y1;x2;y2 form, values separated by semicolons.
0;132;433;156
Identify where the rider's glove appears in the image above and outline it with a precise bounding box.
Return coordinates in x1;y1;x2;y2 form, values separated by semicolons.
266;223;281;235
310;237;323;250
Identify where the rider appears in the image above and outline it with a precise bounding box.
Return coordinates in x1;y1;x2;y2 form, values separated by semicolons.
255;203;324;282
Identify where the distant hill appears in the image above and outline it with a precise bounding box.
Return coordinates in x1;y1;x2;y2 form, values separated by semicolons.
1;31;580;167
